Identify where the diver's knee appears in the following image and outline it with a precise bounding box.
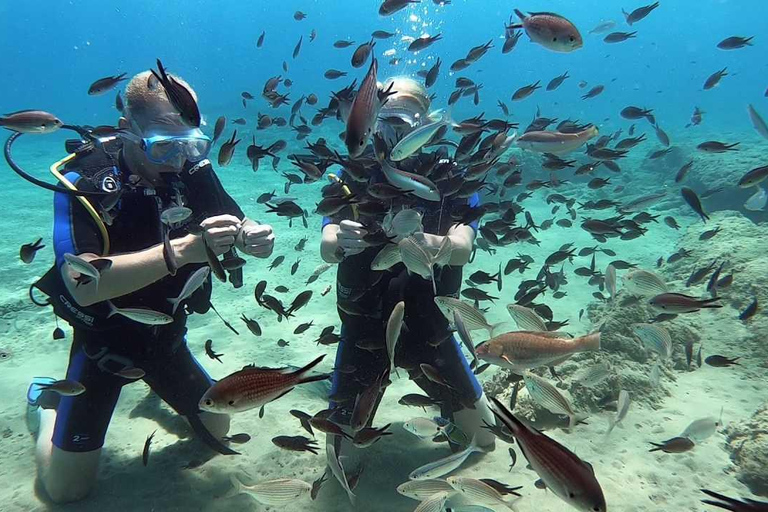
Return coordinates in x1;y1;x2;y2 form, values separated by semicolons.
453;393;497;451
198;411;230;439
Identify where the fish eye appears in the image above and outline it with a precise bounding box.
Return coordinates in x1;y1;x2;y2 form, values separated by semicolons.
553;37;557;42
569;492;576;498
228;400;235;406
204;399;213;406
570;36;575;42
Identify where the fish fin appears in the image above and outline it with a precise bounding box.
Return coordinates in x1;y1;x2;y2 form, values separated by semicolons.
291;354;326;378
489;321;508;337
226;474;247;498
268;388;293;404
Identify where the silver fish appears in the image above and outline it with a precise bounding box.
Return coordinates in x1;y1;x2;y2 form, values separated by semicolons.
748;104;768;140
446;476;518;511
622;269;668;296
414;491;452;512
371;243;402;270
63;253;112;283
649;363;661;387
107;302;174;325
160;206;193;226
397;479;455;501
606;389;630;435
327;444;355;504
399;237;436;293
454;309;477;366
679;414;721;442
0;109;63;133
403;417;442;439
386;302;405;376
632;323;672;359
229;475;311;505
390;110;452;161
168;266;210;314
435;296;501;334
409;437;483;480
38;379;86;397
524;371;583;429
389;208;424;237
573;362;611;388
506;304;547;331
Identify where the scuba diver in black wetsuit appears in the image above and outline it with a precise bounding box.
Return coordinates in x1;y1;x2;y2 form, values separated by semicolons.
21;71;275;504
319;77;496;480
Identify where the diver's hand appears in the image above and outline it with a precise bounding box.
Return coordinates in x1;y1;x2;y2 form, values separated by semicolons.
337;220;368;256
200;215;240;256
239;223;275;258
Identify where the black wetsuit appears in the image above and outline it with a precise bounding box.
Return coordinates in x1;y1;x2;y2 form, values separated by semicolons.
323;162;483;428
46;152;242;453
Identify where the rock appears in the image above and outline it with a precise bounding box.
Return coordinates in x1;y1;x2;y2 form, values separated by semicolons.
725;401;768;497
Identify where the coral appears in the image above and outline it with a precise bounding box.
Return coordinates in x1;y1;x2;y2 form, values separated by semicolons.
725;401;768;497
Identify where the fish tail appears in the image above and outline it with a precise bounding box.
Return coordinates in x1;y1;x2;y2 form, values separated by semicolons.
292;354;328;382
488;322;508;337
699;297;722;308
578;332;601;351
513;9;526;21
227;474;247;498
168;297;180;315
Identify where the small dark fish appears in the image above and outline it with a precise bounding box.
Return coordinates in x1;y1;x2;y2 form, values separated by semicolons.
293;36;303;59
222;433;251;444
88;73;127;95
407;33;442;52
311;471;329;500
269;255;285;270
705;355;740;368
546;71;570;91
512;81;541;101
151;59;201;127
738;298;758;322
115;91;124;112
681;187;709;222
703;68;728;90
294;321;314;334
700;489;768;511
204;339;224;363
582;85;605;100
257;31;265;47
241;314;262;336
675;160;694;183
291;259;301;276
272;435;319;454
20;238;45;264
372;30;395;39
623;1;660;25
293;11;307;20
218;130;240;167
604;31;637;43
717;36;754;50
352;39;376;68
212;116;226;144
379;0;421;16
142;430;157;466
290;410;315;437
649;437;694;453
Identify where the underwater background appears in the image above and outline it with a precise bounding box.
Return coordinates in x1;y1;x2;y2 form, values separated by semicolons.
0;1;767;511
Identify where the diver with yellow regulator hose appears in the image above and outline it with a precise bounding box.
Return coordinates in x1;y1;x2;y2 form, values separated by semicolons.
5;68;276;504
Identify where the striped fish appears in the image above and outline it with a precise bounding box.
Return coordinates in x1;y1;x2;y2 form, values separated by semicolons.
446;477;518;511
631;323;672;359
414;490;452;512
371;243;402;270
399;236;437;293
506;304;547;331
434;296;502;335
622;269;668;296
396;479;454;501
523;371;583;428
573;362;611;387
229;475;311;505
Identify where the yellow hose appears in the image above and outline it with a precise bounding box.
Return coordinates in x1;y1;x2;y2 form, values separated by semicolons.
49;154;110;255
328;172;359;220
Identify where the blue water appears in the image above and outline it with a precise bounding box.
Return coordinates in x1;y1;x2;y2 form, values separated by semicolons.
1;1;767;511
